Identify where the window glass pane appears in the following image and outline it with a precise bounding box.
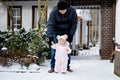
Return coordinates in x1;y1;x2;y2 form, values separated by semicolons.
17;25;21;29
17;8;20;16
13;24;17;28
13;17;17;24
17;17;20;24
12;9;16;16
34;8;38;28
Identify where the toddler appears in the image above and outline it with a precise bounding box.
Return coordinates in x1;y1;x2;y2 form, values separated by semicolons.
51;34;71;74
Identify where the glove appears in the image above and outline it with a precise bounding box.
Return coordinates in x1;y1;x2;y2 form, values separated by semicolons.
48;37;53;46
67;35;73;43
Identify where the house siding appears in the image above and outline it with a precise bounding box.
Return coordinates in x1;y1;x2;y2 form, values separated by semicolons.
0;0;59;31
0;3;7;31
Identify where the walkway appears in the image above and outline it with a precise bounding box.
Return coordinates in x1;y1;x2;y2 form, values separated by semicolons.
0;45;119;80
0;59;119;80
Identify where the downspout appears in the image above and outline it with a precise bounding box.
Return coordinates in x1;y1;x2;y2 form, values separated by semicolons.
112;0;116;52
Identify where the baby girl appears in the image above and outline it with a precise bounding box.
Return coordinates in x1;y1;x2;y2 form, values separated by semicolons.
51;34;71;74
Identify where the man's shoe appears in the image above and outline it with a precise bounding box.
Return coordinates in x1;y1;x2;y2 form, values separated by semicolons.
48;69;54;73
67;67;73;72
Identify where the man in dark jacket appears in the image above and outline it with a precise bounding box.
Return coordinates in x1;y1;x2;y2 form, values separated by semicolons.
47;1;77;73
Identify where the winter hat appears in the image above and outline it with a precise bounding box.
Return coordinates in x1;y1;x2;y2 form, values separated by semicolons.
57;1;69;10
57;34;68;40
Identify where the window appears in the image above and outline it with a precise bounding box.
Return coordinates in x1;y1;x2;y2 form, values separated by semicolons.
8;6;22;29
32;6;47;28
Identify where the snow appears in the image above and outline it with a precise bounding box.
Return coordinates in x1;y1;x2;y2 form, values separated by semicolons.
0;59;119;80
0;45;119;80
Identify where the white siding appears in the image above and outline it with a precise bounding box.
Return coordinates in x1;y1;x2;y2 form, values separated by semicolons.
0;3;7;31
0;0;59;31
115;0;120;51
47;0;58;20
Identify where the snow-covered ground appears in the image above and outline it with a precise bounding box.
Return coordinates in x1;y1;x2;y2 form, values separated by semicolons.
0;59;119;80
0;45;119;80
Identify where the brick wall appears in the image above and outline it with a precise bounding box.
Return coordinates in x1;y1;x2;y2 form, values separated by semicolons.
100;0;114;59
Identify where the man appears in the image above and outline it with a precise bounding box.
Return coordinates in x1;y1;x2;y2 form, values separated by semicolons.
47;1;77;73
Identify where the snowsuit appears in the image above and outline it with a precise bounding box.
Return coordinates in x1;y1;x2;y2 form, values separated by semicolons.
51;42;71;73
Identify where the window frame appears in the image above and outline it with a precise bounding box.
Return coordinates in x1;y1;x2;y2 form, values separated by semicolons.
7;6;22;29
32;5;47;29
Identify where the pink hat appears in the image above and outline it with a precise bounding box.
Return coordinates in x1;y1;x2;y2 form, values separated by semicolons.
57;34;68;40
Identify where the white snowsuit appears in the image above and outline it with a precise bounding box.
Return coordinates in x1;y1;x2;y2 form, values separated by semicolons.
51;42;71;73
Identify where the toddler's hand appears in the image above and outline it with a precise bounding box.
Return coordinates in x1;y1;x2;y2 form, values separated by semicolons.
66;48;69;52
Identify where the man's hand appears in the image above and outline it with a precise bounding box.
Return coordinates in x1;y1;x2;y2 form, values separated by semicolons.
67;35;73;43
66;48;69;52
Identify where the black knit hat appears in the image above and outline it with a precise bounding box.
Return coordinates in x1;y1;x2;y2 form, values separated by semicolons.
57;1;69;10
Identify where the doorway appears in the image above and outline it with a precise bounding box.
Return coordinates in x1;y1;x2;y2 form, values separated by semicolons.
72;6;101;59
